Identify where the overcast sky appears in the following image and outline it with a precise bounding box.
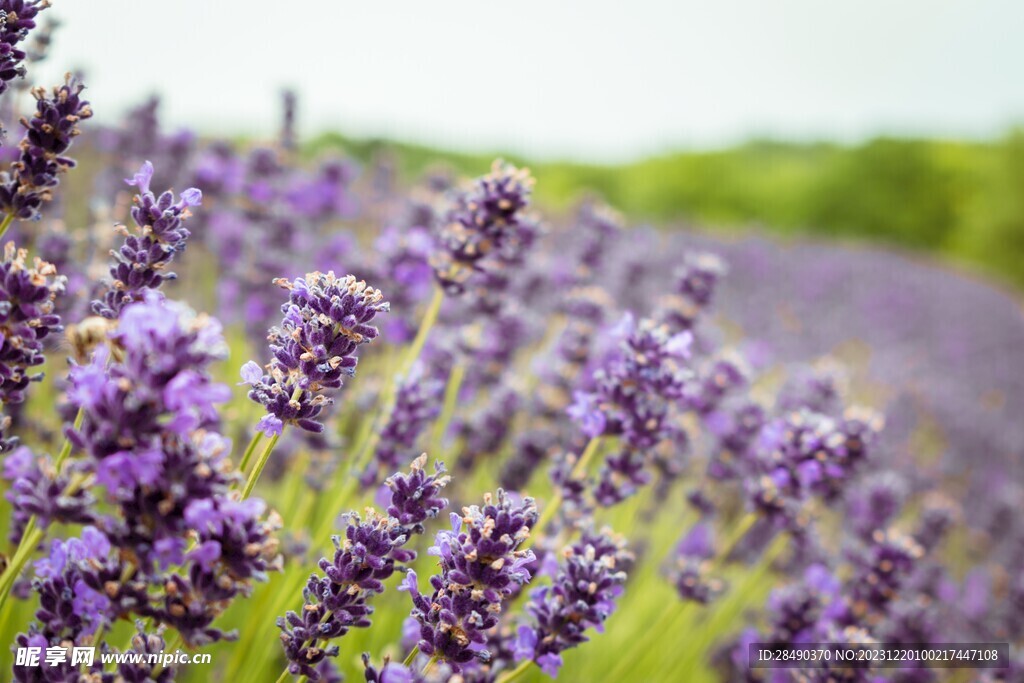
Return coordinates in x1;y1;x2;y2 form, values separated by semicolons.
32;0;1024;161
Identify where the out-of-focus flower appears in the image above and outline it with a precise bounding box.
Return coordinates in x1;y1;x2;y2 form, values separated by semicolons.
2;446;94;543
431;161;535;294
0;1;50;94
362;363;442;486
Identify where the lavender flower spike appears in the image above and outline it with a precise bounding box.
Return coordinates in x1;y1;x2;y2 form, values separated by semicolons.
243;272;389;435
0;73;92;222
278;457;448;680
431;160;535;294
91;160;203;318
514;529;632;676
403;490;538;671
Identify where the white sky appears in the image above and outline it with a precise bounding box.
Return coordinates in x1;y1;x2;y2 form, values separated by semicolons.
32;0;1024;161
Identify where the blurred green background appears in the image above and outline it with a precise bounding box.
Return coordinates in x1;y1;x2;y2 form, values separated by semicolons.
313;130;1024;292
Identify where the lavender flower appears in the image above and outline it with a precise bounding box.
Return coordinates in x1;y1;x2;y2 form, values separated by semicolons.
2;446;94;543
513;529;631;676
431;161;535;294
655;251;726;331
844;528;924;621
278;513;410;680
383;454;450;535
0;242;63;449
0;1;50;95
243;271;389;435
13;526;151;675
279;457;448;680
402;490;537;671
153;495;281;646
0;74;91;221
361;363;442;486
70;294;228;467
668;522;725;605
568;315;693;449
91;160;203;318
747;408;882;526
111;622;179;683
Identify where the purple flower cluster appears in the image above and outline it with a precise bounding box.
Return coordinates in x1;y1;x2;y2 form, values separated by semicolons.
0;0;49;94
361;362;443;486
278;457;449;680
569;315;693;448
242;271;389;436
0;242;63;449
656;251;727;331
11;527;155;682
431;161;535;294
668;521;725;605
56;295;281;645
0;73;91;221
69;294;228;474
2;446;93;543
402;490;538;671
513;529;631;676
91;161;203;318
747;408;882;526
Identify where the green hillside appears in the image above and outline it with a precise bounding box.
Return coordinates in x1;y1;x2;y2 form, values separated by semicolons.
312;131;1024;291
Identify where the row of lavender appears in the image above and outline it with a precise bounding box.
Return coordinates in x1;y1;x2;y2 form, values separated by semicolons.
0;3;1022;682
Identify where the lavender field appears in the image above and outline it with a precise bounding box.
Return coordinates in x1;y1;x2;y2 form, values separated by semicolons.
0;3;1022;683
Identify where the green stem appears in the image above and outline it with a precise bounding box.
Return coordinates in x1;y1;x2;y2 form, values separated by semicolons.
0;523;44;609
421;654;439;675
237;430;264;475
496;659;534;683
0;408;88;608
401;286;443;378
275;667;292;683
531;436;602;540
612;511;762;679
430;362;466;454
240;432;281;499
402;645;420;668
0;213;14;241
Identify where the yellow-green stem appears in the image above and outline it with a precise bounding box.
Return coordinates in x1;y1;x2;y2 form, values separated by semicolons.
401;286;443;378
402;645;420;668
240;432;281;499
496;659;533;683
237;430;264;475
0;213;14;241
430;361;466;454
0;523;44;610
421;654;440;675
